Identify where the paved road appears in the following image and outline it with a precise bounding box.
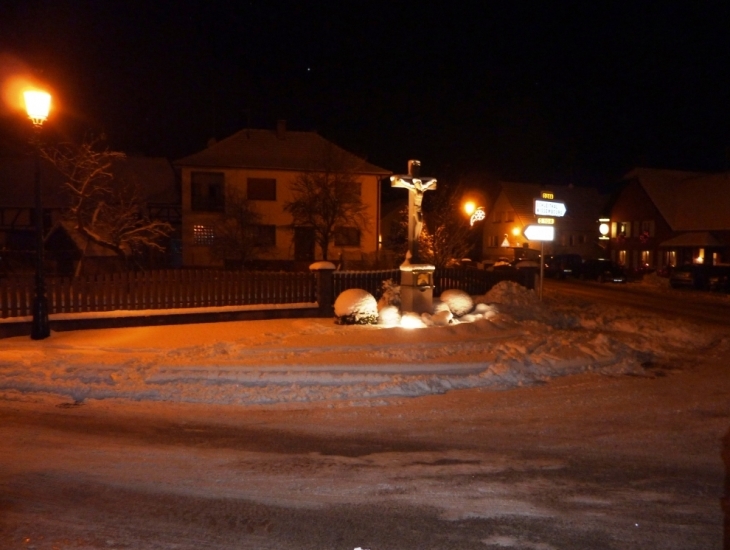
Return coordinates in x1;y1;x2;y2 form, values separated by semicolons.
543;277;730;326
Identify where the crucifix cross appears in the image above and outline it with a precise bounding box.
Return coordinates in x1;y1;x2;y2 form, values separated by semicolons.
390;160;437;264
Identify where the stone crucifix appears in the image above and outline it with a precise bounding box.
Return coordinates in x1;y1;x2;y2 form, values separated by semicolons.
390;160;437;264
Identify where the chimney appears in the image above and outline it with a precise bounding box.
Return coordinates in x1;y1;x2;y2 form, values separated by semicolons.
276;119;286;140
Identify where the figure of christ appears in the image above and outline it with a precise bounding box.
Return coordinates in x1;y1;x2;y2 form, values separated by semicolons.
390;160;437;263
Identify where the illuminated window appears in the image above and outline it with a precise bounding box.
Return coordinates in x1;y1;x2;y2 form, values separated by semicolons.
193;224;215;246
334;226;361;247
618;222;630;238
618;250;627;265
641;250;651;265
247;178;276;201
191;172;225;211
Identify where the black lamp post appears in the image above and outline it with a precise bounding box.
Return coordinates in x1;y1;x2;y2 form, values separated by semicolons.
23;90;51;340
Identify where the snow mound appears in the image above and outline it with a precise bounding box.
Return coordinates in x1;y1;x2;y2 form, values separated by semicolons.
378;305;401;326
440;289;474;317
483;281;538;307
334;289;378;324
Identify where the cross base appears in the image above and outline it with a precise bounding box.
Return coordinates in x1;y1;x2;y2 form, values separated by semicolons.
399;264;435;315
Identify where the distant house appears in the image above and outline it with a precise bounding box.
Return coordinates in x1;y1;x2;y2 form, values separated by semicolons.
607;168;730;270
0;155;179;276
174;121;391;269
480;181;609;262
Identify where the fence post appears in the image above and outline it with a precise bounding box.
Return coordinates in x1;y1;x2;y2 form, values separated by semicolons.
310;261;336;318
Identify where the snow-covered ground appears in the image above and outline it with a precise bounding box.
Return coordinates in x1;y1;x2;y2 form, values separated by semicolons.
1;278;729;549
1;279;727;407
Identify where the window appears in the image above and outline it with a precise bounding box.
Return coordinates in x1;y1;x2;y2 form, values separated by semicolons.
335;226;361;247
247;178;276;201
618;222;630;239
193;224;215;246
641;250;652;266
246;224;276;247
505;210;515;223
191;172;225;211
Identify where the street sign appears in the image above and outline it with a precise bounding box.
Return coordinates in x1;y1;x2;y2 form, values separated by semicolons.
534;199;566;217
523;224;555;241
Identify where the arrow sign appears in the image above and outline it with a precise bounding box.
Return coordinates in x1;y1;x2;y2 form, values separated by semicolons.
534;199;566;217
523;224;555;241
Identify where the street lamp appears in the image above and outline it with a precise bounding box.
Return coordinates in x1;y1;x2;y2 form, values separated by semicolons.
23;90;51;340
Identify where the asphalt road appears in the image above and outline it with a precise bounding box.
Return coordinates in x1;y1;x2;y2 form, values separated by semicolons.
543;277;730;327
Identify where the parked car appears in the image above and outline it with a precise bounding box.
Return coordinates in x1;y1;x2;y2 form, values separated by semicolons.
670;263;730;291
580;258;626;283
544;254;582;279
668;264;695;289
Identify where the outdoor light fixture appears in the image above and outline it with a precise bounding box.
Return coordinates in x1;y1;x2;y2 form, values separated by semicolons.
469;206;485;226
598;218;610;240
463;201;476;216
24;89;51;340
23;90;51;126
511;226;521;237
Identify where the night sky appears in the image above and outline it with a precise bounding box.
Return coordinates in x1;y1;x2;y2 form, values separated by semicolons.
1;1;729;186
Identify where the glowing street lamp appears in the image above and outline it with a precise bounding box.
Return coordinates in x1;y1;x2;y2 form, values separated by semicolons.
24;90;51;126
23;89;51;340
598;218;610;240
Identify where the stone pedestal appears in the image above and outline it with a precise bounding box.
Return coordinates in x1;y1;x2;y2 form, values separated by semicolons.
400;264;435;315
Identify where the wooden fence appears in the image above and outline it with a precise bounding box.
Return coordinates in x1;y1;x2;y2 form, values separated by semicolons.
0;267;536;320
0;270;318;319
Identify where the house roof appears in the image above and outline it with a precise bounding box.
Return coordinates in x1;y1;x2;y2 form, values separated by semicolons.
174;127;392;176
623;168;730;231
658;231;728;248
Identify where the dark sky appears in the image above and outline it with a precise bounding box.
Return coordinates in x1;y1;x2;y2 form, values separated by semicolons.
1;1;729;185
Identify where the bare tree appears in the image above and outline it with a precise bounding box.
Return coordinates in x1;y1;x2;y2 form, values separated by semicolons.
418;184;473;268
209;188;267;264
284;145;371;261
42;139;172;274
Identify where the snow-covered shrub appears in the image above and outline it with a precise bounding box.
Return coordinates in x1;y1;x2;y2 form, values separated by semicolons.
439;289;474;317
378;305;402;326
431;309;454;326
334;289;378;325
432;300;451;314
400;312;427;328
377;278;401;310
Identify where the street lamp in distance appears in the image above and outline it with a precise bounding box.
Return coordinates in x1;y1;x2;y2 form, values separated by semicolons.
23;89;51;340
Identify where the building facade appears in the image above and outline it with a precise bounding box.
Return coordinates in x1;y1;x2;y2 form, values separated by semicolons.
480;181;609;262
175;123;390;269
606;168;730;270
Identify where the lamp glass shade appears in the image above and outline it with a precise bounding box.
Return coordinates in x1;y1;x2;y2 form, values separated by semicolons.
23;91;51;123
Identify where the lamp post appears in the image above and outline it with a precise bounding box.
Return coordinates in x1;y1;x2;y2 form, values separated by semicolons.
24;90;51;340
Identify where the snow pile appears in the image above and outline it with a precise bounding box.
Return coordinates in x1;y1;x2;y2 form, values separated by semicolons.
1;281;727;407
439;289;474;317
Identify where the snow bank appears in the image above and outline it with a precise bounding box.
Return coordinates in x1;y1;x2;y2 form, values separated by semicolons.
1;281;726;407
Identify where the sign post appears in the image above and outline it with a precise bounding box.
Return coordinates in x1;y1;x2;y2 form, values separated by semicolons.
526;192;566;300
